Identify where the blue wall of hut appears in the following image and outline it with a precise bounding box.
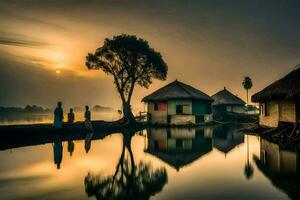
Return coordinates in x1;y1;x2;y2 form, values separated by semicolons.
192;101;212;115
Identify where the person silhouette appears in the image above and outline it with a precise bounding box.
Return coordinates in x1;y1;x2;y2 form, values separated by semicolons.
84;106;93;132
53;102;63;129
68;108;75;123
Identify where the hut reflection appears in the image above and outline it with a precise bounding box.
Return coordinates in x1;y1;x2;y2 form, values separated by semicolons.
84;129;168;200
253;138;300;199
211;125;244;155
146;125;246;170
146;128;212;170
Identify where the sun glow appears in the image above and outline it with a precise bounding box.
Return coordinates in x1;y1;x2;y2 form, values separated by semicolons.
55;69;61;74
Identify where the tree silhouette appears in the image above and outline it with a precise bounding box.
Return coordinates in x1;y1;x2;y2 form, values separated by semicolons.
242;76;253;105
84;129;168;200
86;34;168;124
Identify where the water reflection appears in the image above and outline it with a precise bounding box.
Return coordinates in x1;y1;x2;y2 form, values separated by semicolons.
84;129;168;200
67;139;75;156
1;124;299;199
244;135;254;179
146;128;212;170
211;125;244;154
253;138;300;199
85;132;94;154
146;125;245;171
53;135;63;169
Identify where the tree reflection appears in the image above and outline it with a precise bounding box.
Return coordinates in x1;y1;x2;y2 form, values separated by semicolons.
84;129;168;200
244;135;253;179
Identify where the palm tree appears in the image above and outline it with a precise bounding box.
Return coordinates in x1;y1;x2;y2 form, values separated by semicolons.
242;76;253;105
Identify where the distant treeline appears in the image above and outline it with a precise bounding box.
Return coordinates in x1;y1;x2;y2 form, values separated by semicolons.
0;105;114;114
0;105;51;114
73;105;115;112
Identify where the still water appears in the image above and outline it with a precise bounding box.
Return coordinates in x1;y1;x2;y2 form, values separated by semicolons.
0;124;299;200
0;112;119;125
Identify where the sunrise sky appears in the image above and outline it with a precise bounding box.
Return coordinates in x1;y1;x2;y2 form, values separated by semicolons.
0;0;299;112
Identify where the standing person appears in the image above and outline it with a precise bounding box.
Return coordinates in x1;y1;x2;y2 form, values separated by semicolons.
68;108;75;123
84;105;93;132
53;102;63;129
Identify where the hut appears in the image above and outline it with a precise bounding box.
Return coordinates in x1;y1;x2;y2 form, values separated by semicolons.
142;80;213;125
252;67;300;127
211;87;246;114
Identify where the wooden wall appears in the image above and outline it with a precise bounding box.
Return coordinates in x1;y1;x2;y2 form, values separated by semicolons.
192;100;212;115
259;101;279;127
279;101;296;123
147;103;168;124
259;100;296;127
167;100;192;115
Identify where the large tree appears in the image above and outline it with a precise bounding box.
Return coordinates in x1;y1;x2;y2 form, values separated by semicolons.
86;34;168;124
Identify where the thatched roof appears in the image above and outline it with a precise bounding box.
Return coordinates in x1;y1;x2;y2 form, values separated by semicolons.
142;80;213;102
211;87;245;106
252;66;300;102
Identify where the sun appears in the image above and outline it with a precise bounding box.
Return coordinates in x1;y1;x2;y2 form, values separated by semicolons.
55;69;61;74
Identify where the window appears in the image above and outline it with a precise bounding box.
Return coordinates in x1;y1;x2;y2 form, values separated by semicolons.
265;102;270;116
183;104;190;114
176;105;183;114
176;139;183;148
154;102;167;111
176;104;190;114
260;104;265;116
154;103;159;111
260;102;270;116
262;150;268;165
158;102;167;111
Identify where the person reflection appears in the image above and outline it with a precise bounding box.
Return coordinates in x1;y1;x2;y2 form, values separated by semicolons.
68;140;75;156
85;132;94;154
84;128;168;200
53;135;63;169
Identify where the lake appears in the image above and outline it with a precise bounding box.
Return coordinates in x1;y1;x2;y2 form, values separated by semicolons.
0;124;299;200
0;112;120;125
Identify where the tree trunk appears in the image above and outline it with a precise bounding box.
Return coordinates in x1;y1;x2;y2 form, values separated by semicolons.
246;89;249;105
122;102;136;125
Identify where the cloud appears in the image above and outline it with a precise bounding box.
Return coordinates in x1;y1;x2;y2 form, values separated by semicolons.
0;31;50;47
0;7;68;30
0;37;49;47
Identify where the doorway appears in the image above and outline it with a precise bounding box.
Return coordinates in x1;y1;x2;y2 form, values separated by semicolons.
176;105;183;114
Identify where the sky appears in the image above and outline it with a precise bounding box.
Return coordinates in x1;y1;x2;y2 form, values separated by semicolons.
0;0;299;112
